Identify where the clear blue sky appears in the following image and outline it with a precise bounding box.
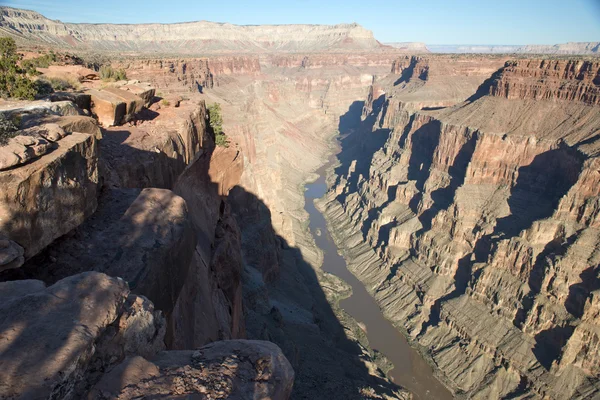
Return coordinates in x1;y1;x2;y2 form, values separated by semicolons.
2;0;600;44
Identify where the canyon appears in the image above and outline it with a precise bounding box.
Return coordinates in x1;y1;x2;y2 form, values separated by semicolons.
0;6;599;400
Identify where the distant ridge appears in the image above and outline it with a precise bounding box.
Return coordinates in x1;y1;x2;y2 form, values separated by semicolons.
0;6;386;54
427;42;600;55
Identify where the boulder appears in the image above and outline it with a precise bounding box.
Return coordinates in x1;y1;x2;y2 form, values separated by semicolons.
102;87;144;122
0;132;98;259
24;115;102;140
0;234;24;272
0;134;54;171
0;272;130;400
90;340;294;400
0;100;83;130
22;188;195;319
88;89;126;127
0;279;45;299
49;92;92;112
121;83;156;107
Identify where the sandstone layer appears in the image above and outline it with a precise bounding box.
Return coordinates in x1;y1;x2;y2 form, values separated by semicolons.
319;57;600;399
0;7;384;54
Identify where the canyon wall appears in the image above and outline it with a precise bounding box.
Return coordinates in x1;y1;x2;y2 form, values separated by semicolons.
320;58;600;399
0;92;294;398
0;7;385;54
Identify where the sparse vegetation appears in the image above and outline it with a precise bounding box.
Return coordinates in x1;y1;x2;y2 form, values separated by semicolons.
38;76;79;92
161;99;170;106
0;114;19;145
0;37;39;100
207;102;228;147
21;51;58;74
99;65;127;81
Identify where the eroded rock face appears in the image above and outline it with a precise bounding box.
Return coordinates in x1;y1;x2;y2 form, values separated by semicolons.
15;188;195;321
0;272;130;400
490;59;600;105
322;58;600;399
0;7;382;54
0;132;98;259
90;340;294;400
170;144;246;348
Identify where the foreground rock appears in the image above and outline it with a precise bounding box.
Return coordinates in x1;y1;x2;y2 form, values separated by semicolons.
91;340;294;399
18;188;195;321
0;132;98;259
0;272;165;400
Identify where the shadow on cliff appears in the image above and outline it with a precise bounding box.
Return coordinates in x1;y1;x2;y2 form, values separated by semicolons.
334;98;391;241
422;145;585;343
229;185;405;400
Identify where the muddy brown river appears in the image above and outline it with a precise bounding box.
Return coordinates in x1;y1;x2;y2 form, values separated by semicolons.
304;153;454;400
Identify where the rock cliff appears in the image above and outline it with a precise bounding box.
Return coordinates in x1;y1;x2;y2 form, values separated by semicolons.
0;89;291;397
320;58;600;399
0;7;384;54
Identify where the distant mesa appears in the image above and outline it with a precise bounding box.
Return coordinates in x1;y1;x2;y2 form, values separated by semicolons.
0;6;385;54
426;42;600;54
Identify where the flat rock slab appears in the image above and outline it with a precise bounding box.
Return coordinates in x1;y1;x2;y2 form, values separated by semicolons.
24;115;103;140
0;272;130;400
88;89;127;127
0;100;82;126
19;188;195;317
103;87;145;118
121;83;156;107
91;340;294;400
0;132;98;259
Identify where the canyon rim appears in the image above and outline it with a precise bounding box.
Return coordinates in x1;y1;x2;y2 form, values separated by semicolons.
0;3;599;400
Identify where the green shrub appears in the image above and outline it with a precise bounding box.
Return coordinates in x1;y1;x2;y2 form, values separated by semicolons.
207;102;228;147
99;65;127;81
161;99;170;106
21;51;57;74
39;76;77;91
0;37;40;100
0;114;18;145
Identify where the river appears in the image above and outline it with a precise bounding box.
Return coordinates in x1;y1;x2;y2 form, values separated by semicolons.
304;151;454;400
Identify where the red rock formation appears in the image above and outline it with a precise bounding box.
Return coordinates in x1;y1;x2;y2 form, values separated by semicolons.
322;57;600;399
490;59;600;105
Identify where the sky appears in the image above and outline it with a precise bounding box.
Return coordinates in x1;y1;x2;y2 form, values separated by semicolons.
1;0;600;45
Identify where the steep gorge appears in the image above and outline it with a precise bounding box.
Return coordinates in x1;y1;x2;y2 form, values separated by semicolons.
319;57;600;399
1;10;600;398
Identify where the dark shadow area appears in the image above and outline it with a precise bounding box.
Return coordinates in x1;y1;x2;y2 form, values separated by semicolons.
394;63;416;86
465;66;506;103
334;97;391;206
493;147;583;239
565;266;600;318
533;325;575;370
135;107;160;122
469;146;583;270
415;131;477;233
229;185;406;400
421;106;446;111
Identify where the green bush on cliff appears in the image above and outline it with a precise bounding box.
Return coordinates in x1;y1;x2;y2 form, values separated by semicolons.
0;37;40;100
208;102;228;147
21;51;58;74
0;114;18;145
99;65;127;81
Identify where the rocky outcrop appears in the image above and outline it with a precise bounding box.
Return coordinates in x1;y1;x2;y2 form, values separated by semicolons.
321;58;600;399
0;132;98;259
489;59;600;105
90;340;294;400
0;272;165;400
0;7;383;54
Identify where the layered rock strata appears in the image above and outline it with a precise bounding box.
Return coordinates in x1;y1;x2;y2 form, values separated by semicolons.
0;7;383;54
320;59;600;399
